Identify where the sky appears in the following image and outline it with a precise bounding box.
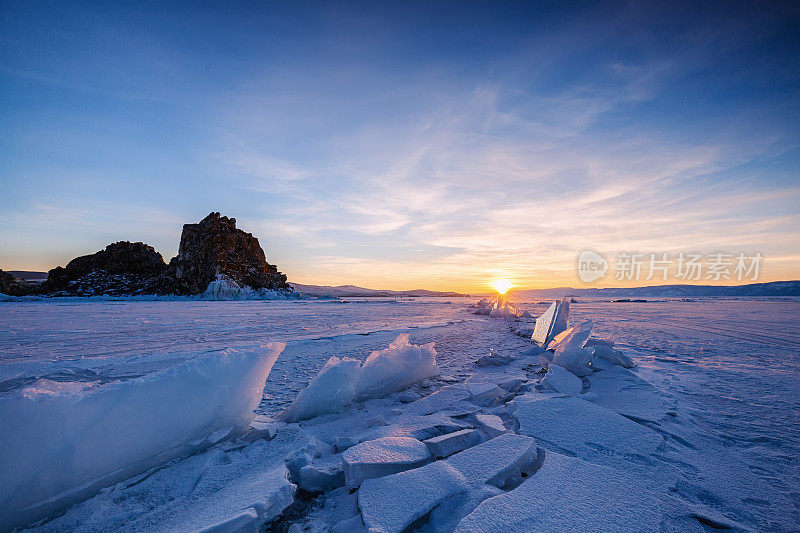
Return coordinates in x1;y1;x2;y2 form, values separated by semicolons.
1;1;799;292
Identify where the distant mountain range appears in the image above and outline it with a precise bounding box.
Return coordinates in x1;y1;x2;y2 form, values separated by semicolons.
8;273;799;298
289;283;468;298
512;280;800;298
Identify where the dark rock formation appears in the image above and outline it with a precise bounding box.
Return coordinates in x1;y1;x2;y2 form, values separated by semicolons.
41;242;176;296
37;213;289;296
171;212;289;294
0;270;15;295
0;269;39;296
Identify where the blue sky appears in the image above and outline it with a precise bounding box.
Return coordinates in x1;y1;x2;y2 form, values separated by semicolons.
1;1;799;291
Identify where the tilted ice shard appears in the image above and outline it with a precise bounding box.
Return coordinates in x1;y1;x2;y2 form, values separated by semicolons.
531;298;571;346
282;334;440;422
532;301;557;345
356;334;438;400
550;320;594;376
283;356;362;422
0;343;286;530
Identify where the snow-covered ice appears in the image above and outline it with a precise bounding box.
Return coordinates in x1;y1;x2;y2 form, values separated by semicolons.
588;365;675;423
341;436;431;488
445;433;539;489
541;363;583;395
283;334;438;421
2;296;799;531
282;356;361;422
0;343;284;529
472;413;507;437
549;319;594;376
424;429;484;458
298;454;346;493
355;333;438;400
358;461;469;533
531;297;570;346
513;395;664;462
590;343;636;368
34;424;321;533
462;380;504;405
455;451;666;533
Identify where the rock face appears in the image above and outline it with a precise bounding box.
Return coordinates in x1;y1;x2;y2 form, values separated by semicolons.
0;270;18;295
37;212;290;296
0;270;43;296
170;212;289;294
41;242;175;296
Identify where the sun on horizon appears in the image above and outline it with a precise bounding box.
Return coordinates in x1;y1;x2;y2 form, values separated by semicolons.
491;279;513;295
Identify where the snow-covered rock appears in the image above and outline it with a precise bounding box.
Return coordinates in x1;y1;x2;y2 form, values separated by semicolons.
473;413;507;437
358;461;469;533
283;357;361;422
446;433;539;488
0;343;285;530
455;451;664;532
341;436;431;488
541;364;583;396
513;395;663;462
424;429;484;458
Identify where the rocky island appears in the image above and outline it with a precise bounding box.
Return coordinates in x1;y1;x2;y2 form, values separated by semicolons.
1;212;290;297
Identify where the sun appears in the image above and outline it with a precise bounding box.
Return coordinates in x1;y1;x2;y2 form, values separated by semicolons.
491;279;513;295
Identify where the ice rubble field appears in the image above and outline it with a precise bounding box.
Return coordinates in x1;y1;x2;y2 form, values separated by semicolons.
0;297;799;531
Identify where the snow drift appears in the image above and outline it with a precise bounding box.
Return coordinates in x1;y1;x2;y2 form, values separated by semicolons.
283;334;438;421
0;343;285;530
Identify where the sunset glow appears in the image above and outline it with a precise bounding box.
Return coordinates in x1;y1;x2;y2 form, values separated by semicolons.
491;279;513;295
0;3;798;292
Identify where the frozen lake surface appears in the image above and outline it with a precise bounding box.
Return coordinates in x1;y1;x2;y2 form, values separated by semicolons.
1;296;798;530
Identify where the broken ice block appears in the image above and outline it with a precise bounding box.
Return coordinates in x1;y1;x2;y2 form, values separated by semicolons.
473;413;507;437
514;396;663;462
298;454;345;492
358;461;469;533
341;436;431;488
550;320;594;376
541;364;583;396
446;433;539;488
424;429;484;458
455;451;663;533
